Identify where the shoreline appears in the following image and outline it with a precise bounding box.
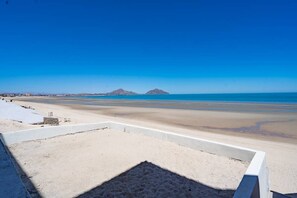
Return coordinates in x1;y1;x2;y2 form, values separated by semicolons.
12;96;297;113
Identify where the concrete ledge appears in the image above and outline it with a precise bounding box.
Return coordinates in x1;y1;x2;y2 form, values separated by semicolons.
0;121;270;198
109;121;256;162
245;152;269;198
233;175;259;198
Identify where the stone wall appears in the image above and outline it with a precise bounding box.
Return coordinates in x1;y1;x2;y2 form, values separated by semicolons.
43;117;59;125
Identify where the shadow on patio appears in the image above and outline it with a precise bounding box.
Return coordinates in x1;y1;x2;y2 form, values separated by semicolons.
76;161;235;198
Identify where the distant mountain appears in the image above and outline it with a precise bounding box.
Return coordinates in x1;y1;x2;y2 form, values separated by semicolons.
145;89;169;95
106;89;137;96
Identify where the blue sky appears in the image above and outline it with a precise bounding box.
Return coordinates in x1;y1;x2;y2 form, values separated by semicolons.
0;0;296;94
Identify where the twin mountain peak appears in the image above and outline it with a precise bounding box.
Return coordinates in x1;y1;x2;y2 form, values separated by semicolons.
106;88;169;96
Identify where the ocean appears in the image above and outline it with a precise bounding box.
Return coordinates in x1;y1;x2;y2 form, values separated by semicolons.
82;92;297;104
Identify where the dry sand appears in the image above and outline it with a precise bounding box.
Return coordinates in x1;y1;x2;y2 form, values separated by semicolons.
1;97;297;195
9;129;247;198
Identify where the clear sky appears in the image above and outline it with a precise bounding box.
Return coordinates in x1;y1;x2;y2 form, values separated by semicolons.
0;0;296;94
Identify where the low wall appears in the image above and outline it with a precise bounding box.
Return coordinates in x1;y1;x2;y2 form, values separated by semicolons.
0;122;109;145
109;121;270;198
0;121;270;198
109;121;256;162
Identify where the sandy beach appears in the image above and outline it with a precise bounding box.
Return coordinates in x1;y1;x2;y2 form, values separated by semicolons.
1;96;297;195
9;96;297;144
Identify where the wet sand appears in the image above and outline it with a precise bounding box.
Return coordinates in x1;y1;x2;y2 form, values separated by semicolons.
13;96;297;113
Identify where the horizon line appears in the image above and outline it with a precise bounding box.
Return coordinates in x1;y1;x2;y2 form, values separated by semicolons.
1;91;297;95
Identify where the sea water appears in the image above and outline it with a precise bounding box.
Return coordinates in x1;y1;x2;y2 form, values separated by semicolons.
83;92;297;104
